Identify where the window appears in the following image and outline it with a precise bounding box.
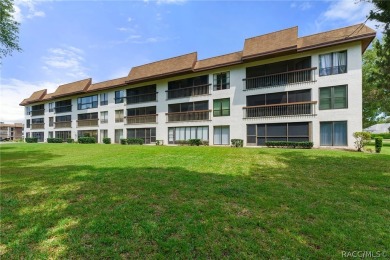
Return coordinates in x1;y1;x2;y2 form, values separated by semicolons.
26;119;30;128
101;111;108;124
126;85;157;104
78;130;98;141
214;126;230;145
319;51;347;76
26;107;31;115
55;131;71;141
127;128;156;144
167;75;209;99
213;99;230;117
32;118;44;124
100;93;108;106
78;112;98;120
247;122;310;146
115;110;124;123
32;132;44;142
48;131;53;138
168;126;208;144
127;106;156;116
115;90;125;104
55;115;71;122
168;101;208;113
26;132;30;138
115;129;123;143
320;121;347;146
100;130;108;143
49;117;54;127
55;99;72;113
77;95;98;110
319;85;348;110
49;103;54;112
213;72;230;90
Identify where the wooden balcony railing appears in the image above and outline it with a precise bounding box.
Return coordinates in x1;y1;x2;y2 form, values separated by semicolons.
166;110;211;122
54;121;72;128
243;67;317;90
126;92;158;104
166;84;210;99
54;105;72;113
243;101;317;118
77;119;99;127
31;123;45;129
31;109;45;116
125;114;158;124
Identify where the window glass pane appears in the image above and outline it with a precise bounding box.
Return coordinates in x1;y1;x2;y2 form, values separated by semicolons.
202;127;208;141
320;122;333;146
334;86;347;109
247;136;256;144
319;88;332;110
257;137;265;146
221;126;229;145
257;124;265;136
267;123;287;137
247;95;265;107
214;126;222;145
288;122;309;136
266;92;287;105
334;121;347;146
247;125;256;136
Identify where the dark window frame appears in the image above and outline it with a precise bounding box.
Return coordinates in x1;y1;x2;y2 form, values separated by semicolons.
319;85;348;110
213;98;230;117
213;72;230;90
77;95;98;110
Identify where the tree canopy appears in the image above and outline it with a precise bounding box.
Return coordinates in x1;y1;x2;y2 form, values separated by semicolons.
0;0;21;60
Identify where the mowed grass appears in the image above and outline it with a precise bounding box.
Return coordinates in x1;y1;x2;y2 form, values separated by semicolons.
1;143;389;259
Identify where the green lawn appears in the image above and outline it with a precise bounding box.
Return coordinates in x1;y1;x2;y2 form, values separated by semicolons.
1;144;389;259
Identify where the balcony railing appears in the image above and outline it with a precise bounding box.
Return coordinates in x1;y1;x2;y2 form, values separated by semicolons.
166;110;211;122
77;119;99;127
31;123;45;129
126;92;158;104
54;105;72;113
31;109;45;116
166;84;211;99
54;121;72;128
125;114;158;124
243;67;317;90
243;101;317;118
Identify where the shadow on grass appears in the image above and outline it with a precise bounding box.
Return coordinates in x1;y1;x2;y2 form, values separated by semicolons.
1;148;389;259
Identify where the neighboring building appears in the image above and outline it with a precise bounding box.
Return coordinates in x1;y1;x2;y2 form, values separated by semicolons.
20;24;375;148
364;123;390;134
0;122;24;141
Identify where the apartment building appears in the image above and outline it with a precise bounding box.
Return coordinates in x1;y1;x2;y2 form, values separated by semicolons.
20;24;375;148
0;122;24;141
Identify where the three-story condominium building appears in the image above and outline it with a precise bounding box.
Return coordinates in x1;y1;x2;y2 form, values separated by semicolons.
20;24;376;147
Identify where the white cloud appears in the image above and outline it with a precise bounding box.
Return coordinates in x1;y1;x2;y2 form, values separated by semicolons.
128;17;133;22
13;0;46;22
290;1;312;11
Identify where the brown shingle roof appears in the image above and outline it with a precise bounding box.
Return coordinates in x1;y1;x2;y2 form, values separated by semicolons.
42;93;54;101
194;51;243;71
88;77;129;92
23;89;47;104
298;24;376;52
243;26;298;60
127;52;197;83
52;78;92;98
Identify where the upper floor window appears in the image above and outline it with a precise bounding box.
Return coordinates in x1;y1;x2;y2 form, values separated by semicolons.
126;85;157;104
319;51;347;76
115;110;124;123
213;98;230;117
77;95;98;110
100;93;108;106
55;99;72;113
319;85;348;110
115;90;125;104
48;103;54;112
49;117;54;127
26;119;30;128
56;115;71;122
213;72;230;90
100;111;108;124
78;112;98;120
26;107;31;115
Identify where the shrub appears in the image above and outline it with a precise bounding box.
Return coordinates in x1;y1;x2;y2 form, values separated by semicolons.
353;132;371;152
156;140;164;146
202;141;209;146
67;138;74;143
127;138;144;145
120;139;127;145
371;133;390;140
375;137;383;153
83;133;91;137
47;138;63;143
231;139;243;147
103;137;111;144
188;139;201;146
25;137;38;143
265;141;313;149
176;140;189;146
78;137;96;144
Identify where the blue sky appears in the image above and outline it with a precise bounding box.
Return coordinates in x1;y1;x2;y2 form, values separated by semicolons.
0;0;381;122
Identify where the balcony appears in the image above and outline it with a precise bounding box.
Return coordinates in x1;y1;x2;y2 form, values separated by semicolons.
166;84;210;99
54;105;72;113
54;121;72;128
31;123;45;129
126;92;158;105
243;67;317;90
77;119;99;127
166;110;211;122
243;101;317;118
31;109;45;116
125;114;158;124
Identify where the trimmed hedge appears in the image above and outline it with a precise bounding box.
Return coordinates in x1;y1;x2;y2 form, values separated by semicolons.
78;137;96;144
47;138;63;143
265;141;313;149
67;138;74;143
176;140;189;146
371;133;390;140
231;139;243;147
127;138;144;145
25;138;38;143
103;137;111;144
188;139;201;146
375;137;383;154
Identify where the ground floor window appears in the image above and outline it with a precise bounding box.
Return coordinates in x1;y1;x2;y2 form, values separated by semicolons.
32;132;44;142
320;121;347;146
48;131;53;138
127;128;156;144
247;122;310;146
78;130;98;142
100;130;108;143
55;131;71;141
214;126;230;145
115;129;124;144
168;126;208;144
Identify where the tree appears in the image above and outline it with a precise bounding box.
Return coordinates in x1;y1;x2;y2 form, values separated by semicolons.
0;0;22;60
